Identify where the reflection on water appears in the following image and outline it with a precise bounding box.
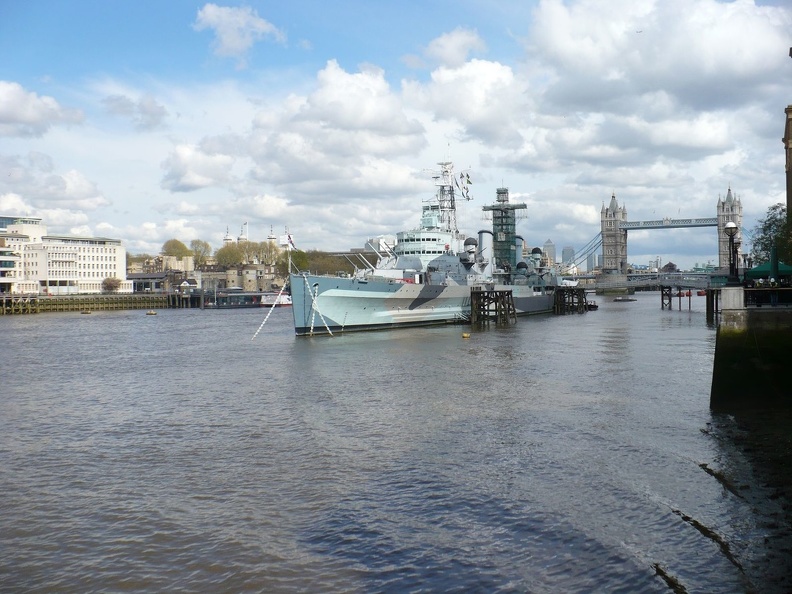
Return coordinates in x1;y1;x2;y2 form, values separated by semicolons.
1;297;790;592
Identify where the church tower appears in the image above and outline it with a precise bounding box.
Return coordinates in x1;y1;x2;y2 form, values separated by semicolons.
601;193;628;274
716;187;743;271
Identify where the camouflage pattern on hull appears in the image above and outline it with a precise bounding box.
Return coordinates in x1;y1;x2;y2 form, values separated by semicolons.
290;273;554;336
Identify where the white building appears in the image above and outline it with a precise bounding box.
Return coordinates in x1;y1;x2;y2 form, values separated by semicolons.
0;216;131;295
0;240;21;294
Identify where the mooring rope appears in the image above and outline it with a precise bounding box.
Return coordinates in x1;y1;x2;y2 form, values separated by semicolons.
251;284;289;340
304;274;333;336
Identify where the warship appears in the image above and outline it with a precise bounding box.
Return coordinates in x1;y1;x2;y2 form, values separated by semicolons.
289;160;561;336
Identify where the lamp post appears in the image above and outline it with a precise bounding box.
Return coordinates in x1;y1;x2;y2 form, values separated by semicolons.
724;221;739;284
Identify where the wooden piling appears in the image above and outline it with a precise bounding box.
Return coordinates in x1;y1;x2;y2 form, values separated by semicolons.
470;287;517;324
553;287;587;314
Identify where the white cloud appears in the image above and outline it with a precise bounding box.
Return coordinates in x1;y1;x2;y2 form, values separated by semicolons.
403;59;527;146
243;60;426;203
0;192;31;214
160;144;235;192
0;81;83;137
0;152;108;211
530;0;791;112
423;27;487;68
103;93;168;130
193;3;286;68
0;192;91;231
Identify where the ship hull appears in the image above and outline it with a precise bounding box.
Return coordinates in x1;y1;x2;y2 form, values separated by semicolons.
290;273;554;336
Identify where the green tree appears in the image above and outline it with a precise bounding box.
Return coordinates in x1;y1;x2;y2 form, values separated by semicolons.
126;252;153;267
190;239;212;267
161;238;192;257
102;277;121;293
273;249;379;277
215;243;244;268
238;239;258;264
750;203;792;265
276;249;308;277
251;240;281;266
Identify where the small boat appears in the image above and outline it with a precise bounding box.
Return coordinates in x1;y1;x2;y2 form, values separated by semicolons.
81;310;91;314
206;290;291;308
146;310;157;315
586;300;599;311
697;290;707;296
261;292;292;307
613;296;637;302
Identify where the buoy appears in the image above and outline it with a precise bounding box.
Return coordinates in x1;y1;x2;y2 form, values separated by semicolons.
462;332;470;339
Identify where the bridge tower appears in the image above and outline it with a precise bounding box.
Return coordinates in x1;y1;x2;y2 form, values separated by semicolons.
716;187;743;271
601;193;628;274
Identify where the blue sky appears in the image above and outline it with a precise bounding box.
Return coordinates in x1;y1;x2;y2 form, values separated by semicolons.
1;0;791;269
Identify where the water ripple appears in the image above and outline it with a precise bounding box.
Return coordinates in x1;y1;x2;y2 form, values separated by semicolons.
1;302;790;592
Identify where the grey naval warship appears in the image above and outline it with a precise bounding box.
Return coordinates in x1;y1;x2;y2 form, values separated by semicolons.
289;160;562;336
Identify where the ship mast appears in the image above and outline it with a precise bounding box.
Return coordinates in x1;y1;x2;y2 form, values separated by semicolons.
428;161;472;236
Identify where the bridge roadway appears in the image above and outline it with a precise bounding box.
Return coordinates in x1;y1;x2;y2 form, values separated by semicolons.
565;272;715;291
620;217;717;230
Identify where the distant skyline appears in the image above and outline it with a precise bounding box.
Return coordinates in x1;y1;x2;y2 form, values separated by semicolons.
2;0;791;270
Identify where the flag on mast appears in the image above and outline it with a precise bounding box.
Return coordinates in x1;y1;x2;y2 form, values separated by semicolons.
279;232;297;250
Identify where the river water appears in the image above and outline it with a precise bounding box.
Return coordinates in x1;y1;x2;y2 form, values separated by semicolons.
2;295;791;593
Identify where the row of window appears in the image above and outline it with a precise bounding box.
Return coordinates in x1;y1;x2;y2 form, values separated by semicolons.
45;263;116;269
35;255;118;262
43;245;118;253
36;272;110;279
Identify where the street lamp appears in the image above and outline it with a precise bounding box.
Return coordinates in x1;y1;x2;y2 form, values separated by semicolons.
724;221;739;284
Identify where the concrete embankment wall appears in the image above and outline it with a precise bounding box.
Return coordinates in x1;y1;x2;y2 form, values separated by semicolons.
711;308;792;411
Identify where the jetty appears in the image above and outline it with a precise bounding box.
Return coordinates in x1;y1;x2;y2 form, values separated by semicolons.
1;294;168;315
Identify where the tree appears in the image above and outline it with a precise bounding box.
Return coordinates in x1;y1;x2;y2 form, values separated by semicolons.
238;239;258;264
750;203;792;265
161;238;191;257
276;249;308;277
252;240;281;266
215;243;244;268
102;277;121;293
272;249;378;277
190;239;212;268
126;252;153;267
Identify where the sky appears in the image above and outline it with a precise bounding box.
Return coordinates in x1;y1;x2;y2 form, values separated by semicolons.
1;0;791;270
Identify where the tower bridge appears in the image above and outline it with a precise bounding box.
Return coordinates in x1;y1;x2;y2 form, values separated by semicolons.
599;188;743;274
